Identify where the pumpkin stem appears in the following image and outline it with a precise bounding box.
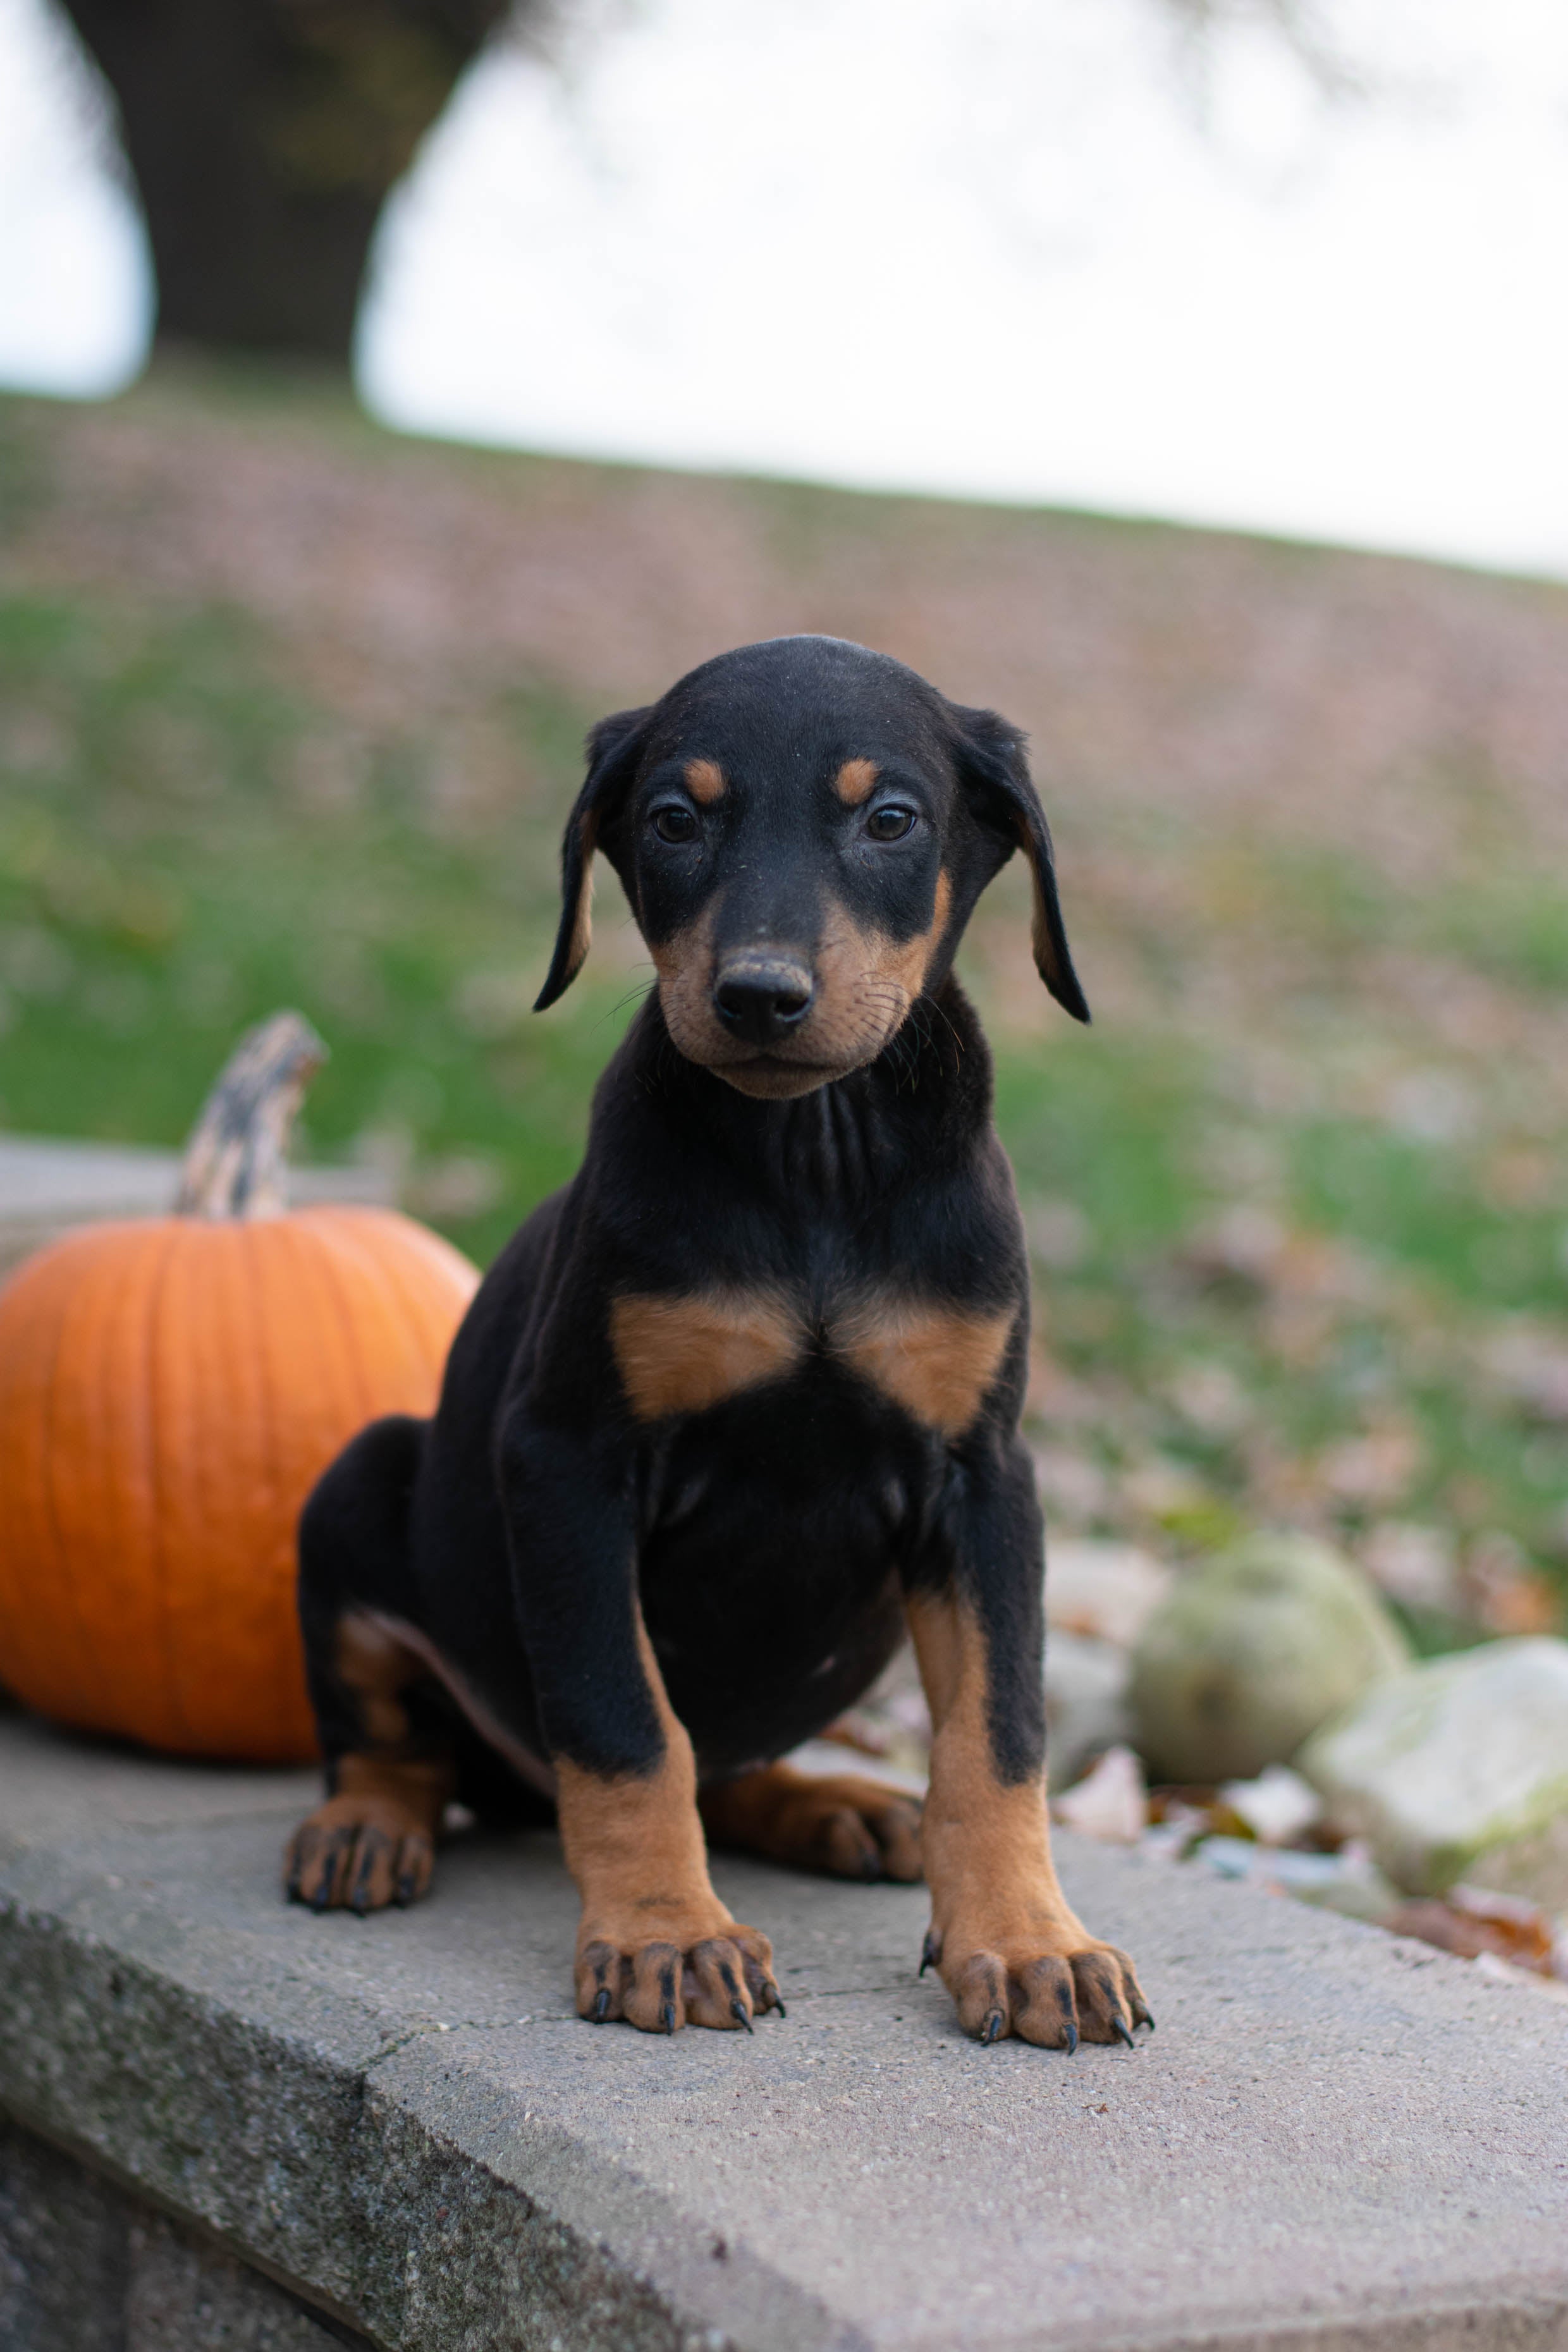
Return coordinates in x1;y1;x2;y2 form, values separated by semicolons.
176;1012;328;1220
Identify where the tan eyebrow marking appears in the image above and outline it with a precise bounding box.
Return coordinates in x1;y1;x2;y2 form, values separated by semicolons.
834;757;879;805
683;757;727;805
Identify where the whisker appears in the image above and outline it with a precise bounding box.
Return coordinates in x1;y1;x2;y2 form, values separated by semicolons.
596;981;658;1032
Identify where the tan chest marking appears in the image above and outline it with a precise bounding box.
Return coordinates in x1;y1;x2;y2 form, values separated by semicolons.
611;1288;806;1421
611;1282;1012;1437
838;1294;1014;1438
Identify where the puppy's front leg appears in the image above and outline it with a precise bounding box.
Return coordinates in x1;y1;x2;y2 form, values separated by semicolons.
910;1438;1152;2049
499;1412;781;2032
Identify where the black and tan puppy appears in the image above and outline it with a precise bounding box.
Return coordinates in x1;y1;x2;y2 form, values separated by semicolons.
286;634;1150;2050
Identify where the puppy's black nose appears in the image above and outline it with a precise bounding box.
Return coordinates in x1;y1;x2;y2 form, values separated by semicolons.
712;959;814;1046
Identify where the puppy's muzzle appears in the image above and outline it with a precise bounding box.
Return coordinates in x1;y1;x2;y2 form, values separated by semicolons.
711;957;815;1049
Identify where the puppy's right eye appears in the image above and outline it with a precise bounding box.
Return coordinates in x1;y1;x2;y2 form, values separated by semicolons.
651;804;698;844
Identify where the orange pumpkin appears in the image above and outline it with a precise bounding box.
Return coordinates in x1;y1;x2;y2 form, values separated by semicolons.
0;1014;478;1762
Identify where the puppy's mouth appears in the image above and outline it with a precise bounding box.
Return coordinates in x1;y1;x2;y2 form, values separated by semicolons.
716;1050;850;1100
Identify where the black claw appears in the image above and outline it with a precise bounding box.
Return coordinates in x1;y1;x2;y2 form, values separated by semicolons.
661;2000;677;2035
981;2009;1006;2045
919;1930;939;1978
309;1829;353;1912
1134;2006;1155;2032
761;1980;786;2018
591;1988;611;2023
1113;2017;1137;2050
351;1832;387;1916
305;1853;341;1909
1063;2021;1079;2055
395;1873;417;1907
731;1999;754;2034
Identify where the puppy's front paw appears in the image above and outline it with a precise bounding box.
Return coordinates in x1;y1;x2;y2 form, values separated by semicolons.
924;1921;1152;2050
576;1914;783;2033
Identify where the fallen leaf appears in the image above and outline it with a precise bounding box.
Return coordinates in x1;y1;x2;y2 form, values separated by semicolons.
1053;1744;1148;1843
1385;1891;1555;1974
1473;1952;1568;2005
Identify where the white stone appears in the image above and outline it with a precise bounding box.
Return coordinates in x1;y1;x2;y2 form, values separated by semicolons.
1299;1636;1568;1902
1130;1531;1409;1783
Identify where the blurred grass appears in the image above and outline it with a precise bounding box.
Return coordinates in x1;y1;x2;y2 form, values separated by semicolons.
1;369;1565;1631
0;588;627;1244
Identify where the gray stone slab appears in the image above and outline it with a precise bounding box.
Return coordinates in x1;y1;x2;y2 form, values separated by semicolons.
125;2208;357;2352
0;2115;361;2352
0;2115;132;2352
1;1702;1566;2352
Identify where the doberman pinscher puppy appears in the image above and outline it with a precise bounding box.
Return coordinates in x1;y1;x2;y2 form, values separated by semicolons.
286;634;1151;2050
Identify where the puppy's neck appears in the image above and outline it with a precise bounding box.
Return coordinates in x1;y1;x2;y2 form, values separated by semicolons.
637;977;992;1215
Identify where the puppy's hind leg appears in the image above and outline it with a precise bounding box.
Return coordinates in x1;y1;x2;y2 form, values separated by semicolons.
285;1415;456;1915
701;1762;922;1883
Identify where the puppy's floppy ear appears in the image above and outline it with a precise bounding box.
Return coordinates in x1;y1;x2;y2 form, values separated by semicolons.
534;705;654;1012
951;702;1090;1024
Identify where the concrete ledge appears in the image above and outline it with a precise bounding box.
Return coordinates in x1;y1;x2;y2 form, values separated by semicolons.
3;1701;1567;2352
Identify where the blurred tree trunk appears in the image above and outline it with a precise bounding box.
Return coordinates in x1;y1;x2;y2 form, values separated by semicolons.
56;0;518;362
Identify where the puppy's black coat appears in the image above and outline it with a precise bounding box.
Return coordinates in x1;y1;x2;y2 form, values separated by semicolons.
287;635;1150;2049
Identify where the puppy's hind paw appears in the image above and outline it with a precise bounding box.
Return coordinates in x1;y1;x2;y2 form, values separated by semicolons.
285;1790;436;1914
702;1763;923;1882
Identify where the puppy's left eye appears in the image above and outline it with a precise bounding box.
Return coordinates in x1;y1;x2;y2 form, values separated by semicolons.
865;805;917;842
651;804;699;843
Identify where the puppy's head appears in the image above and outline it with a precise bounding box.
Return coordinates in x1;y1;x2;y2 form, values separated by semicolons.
535;635;1087;1098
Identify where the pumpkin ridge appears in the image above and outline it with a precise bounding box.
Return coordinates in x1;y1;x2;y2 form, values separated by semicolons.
292;1217;381;1432
262;1223;378;1759
42;1233;120;1730
243;1217;319;1755
240;1218;293;1751
312;1211;433;1400
0;1249;71;1711
316;1204;479;1307
254;1218;361;1752
141;1222;195;1749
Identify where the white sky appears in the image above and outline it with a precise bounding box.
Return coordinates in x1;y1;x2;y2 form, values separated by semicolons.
3;0;1568;575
